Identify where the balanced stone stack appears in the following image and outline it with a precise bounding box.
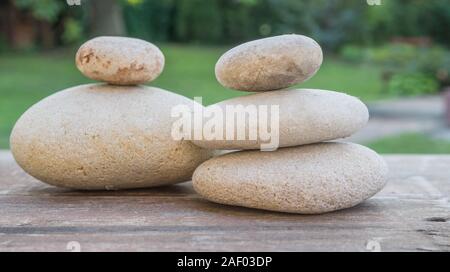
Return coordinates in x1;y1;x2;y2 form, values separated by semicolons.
192;34;388;214
10;36;213;190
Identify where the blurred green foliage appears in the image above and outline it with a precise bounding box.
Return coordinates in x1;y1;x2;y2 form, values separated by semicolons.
340;43;450;95
123;0;174;42
14;0;64;23
121;0;368;49
367;133;450;154
62;17;84;44
8;0;450;51
340;45;368;63
388;73;439;96
365;0;450;46
120;0;450;50
369;44;420;67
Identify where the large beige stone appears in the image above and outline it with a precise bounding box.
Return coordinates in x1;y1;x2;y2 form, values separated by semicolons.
215;34;323;91
192;89;369;150
10;84;213;190
76;36;164;85
193;142;388;214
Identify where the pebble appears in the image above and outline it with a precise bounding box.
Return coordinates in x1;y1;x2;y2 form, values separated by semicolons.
192;89;369;150
215;34;323;91
10;84;213;190
193;142;388;214
76;36;164;85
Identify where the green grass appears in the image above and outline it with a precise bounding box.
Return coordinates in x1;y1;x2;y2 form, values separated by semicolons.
0;44;385;149
367;133;450;154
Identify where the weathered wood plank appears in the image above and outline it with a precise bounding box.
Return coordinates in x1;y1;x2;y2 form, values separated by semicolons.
0;151;449;251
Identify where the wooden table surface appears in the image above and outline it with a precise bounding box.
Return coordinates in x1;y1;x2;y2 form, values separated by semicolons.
0;150;449;252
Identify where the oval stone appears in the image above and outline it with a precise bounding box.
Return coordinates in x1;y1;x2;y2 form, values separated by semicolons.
192;89;369;150
215;34;323;91
193;142;388;214
10;84;213;190
76;36;164;85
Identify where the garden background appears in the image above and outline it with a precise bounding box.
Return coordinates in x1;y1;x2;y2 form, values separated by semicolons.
1;0;450;152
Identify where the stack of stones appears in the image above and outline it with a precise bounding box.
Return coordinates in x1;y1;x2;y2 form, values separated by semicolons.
10;37;213;190
192;34;388;214
10;34;387;215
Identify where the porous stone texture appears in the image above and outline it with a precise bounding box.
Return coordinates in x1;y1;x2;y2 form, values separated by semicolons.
76;36;164;85
193;142;388;214
10;84;213;190
192;89;369;150
215;34;323;91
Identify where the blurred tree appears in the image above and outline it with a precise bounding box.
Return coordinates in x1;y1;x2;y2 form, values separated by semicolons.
7;0;65;48
14;0;64;22
123;0;174;41
365;0;450;46
1;0;132;50
85;0;126;37
2;0;450;51
407;0;450;46
271;0;368;50
175;0;223;43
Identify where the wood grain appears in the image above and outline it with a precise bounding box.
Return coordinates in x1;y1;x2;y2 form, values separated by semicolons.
0;151;449;252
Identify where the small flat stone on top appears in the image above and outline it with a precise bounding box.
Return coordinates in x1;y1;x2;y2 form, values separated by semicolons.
76;36;164;85
215;34;323;91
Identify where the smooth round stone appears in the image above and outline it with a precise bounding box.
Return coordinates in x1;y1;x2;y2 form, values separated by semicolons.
76;36;164;85
215;34;323;91
10;84;213;190
193;142;388;214
192;89;369;150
